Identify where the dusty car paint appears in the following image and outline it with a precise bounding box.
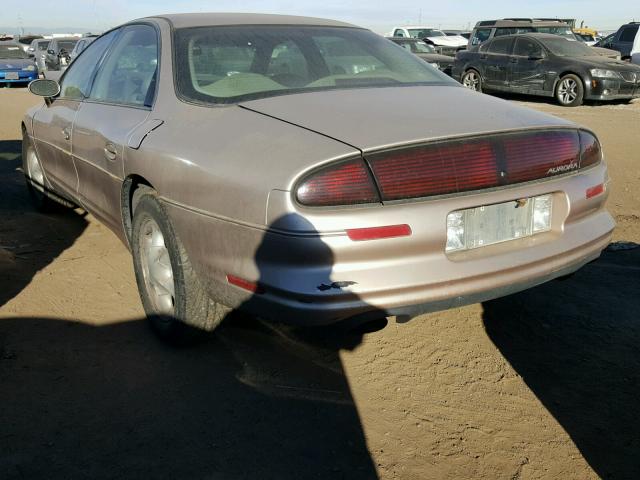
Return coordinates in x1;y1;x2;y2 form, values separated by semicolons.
23;13;614;326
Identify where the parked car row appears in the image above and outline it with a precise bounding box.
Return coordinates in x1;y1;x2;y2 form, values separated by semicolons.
453;33;640;106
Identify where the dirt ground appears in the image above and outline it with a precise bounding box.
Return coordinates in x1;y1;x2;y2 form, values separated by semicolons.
1;86;639;480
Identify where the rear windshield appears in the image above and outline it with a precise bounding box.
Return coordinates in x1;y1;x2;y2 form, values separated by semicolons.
543;37;594;56
58;40;78;52
408;28;445;38
0;45;28;59
175;25;453;104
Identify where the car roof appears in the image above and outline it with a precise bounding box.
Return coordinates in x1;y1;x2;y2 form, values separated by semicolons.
146;12;357;29
475;19;570;28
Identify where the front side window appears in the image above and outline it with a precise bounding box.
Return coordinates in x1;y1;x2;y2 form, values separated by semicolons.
488;37;514;55
175;26;453;104
513;38;543;57
59;29;119;100
90;25;158;107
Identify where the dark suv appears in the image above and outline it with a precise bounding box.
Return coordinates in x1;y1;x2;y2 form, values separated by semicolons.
468;18;620;59
595;22;639;60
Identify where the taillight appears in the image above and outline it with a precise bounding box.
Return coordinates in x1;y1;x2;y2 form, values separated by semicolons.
579;130;602;168
369;139;499;201
503;130;580;183
296;159;380;206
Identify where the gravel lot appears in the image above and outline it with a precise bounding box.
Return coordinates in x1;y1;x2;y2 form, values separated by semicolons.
1;86;639;479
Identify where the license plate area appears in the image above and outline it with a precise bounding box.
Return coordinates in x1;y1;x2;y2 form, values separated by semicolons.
5;72;19;80
446;195;552;252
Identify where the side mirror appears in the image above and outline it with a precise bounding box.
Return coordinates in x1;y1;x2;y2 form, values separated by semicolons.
28;78;61;98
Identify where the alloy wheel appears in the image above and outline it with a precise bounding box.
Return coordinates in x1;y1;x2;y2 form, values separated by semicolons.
558;78;578;105
139;217;175;315
462;71;480;91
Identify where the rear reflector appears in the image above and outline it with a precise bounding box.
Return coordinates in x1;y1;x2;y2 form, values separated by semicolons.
586;183;605;199
346;224;412;241
226;274;264;294
296;159;380;206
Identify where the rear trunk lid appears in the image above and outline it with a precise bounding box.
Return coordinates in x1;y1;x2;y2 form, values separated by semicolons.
240;85;574;152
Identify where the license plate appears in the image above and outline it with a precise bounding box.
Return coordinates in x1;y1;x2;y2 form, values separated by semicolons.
5;72;19;80
446;195;552;252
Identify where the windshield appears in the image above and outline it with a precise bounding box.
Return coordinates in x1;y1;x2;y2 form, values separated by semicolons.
543;37;595;56
408;28;444;38
175;26;453;104
535;26;577;40
0;45;29;59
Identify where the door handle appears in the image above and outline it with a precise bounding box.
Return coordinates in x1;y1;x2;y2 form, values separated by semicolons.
509;58;518;63
104;143;117;161
62;127;70;140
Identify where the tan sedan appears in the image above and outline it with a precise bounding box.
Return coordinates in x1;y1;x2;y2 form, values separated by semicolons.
22;13;614;341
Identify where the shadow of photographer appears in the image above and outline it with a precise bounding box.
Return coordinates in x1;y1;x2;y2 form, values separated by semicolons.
0;212;382;479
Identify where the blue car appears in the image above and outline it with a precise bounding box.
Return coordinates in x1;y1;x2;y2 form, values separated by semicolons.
0;41;38;85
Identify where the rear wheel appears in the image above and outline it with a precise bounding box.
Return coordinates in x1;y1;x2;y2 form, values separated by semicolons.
461;69;482;92
555;74;584;107
131;191;229;343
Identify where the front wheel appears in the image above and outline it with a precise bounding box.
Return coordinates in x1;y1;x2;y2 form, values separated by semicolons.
131;191;229;343
461;69;482;92
555;74;584;107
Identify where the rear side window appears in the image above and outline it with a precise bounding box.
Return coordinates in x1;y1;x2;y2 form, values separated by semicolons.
620;25;639;42
59;30;119;100
90;24;158;107
495;27;533;37
488;37;514;54
471;28;491;46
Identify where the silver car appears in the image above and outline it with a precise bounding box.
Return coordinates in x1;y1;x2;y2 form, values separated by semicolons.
23;14;614;341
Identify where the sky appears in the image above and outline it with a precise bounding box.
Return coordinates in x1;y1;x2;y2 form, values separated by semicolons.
1;0;638;35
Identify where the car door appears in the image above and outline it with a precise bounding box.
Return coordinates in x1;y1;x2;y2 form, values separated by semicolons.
72;24;159;231
32;30;120;200
481;37;514;89
508;37;547;93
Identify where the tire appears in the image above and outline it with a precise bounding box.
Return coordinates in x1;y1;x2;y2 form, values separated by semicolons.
461;69;482;92
555;74;584;107
131;191;230;343
22;131;66;212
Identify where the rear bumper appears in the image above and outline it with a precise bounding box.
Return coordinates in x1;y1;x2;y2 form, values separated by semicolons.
0;72;38;83
164;162;614;326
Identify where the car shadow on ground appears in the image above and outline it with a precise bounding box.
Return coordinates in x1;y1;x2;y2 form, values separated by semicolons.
483;246;640;479
0;140;88;308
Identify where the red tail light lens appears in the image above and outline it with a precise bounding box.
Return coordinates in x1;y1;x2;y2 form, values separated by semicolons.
369;139;499;201
579;130;602;168
503;130;580;182
296;159;380;206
